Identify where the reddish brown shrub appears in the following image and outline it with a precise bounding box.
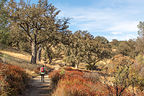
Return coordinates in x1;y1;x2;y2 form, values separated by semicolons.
53;70;107;96
50;68;134;96
49;70;65;88
0;63;29;96
83;72;100;83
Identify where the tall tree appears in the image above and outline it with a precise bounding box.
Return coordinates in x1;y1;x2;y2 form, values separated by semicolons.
64;30;88;68
64;31;111;69
136;21;144;54
83;36;111;70
138;21;144;38
0;0;10;45
136;37;144;54
7;0;69;64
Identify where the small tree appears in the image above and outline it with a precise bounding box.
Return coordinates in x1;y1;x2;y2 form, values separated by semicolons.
105;54;137;96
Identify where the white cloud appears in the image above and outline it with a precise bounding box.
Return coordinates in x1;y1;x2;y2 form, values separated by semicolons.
55;1;143;40
111;32;123;35
106;33;138;41
106;21;138;34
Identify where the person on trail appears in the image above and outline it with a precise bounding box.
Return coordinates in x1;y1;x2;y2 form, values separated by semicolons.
40;65;46;82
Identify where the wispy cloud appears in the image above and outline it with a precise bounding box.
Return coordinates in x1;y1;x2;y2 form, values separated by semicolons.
106;21;138;34
50;0;144;41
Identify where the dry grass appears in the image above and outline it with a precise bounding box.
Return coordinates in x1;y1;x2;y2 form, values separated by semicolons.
0;50;43;77
0;50;43;64
0;49;56;77
0;50;31;62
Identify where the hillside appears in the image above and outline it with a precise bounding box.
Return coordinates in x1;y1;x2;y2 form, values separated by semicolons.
0;48;56;96
1;47;144;96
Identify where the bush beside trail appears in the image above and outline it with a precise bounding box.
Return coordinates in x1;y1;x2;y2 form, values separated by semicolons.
49;67;134;96
0;62;29;96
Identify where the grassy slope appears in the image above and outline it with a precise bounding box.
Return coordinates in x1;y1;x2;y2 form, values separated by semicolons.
0;45;43;76
0;46;57;77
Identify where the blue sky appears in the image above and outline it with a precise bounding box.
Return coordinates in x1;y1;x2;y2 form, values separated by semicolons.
19;0;144;41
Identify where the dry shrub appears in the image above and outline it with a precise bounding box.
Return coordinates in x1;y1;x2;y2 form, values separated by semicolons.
135;90;144;96
0;62;29;96
52;70;107;96
0;58;3;63
50;67;134;96
83;72;100;83
0;75;10;96
49;70;65;88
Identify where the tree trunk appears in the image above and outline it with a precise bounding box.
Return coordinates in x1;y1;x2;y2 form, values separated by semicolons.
75;63;79;69
116;86;119;96
37;45;42;61
46;48;52;64
48;54;52;64
31;37;37;64
75;64;78;69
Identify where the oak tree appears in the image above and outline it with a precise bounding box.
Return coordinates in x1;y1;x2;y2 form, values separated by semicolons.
7;0;69;64
64;30;87;68
83;36;111;70
0;0;10;45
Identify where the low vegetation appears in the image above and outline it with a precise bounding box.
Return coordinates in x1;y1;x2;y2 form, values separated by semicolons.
0;62;29;96
49;67;139;96
0;0;144;96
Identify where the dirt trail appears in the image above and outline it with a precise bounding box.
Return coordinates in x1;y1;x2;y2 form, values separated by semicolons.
21;75;52;96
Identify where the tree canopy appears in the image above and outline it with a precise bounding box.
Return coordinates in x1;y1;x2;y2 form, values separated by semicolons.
7;0;69;64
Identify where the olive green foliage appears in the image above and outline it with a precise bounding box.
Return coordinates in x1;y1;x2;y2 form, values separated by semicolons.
64;30;88;68
0;0;10;45
135;54;144;90
110;38;138;58
64;31;111;69
41;30;71;64
95;36;109;44
83;36;111;70
131;21;144;90
110;39;120;49
116;40;137;58
42;44;62;64
135;37;144;54
7;0;69;64
138;21;144;37
106;54;137;96
136;22;144;54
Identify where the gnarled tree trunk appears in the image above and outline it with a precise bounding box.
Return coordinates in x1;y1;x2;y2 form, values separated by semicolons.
31;35;37;64
37;45;42;61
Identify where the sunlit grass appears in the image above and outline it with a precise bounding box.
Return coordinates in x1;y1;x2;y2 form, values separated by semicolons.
0;50;31;62
0;50;41;77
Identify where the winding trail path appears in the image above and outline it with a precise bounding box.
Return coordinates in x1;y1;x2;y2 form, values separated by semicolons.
21;75;52;96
